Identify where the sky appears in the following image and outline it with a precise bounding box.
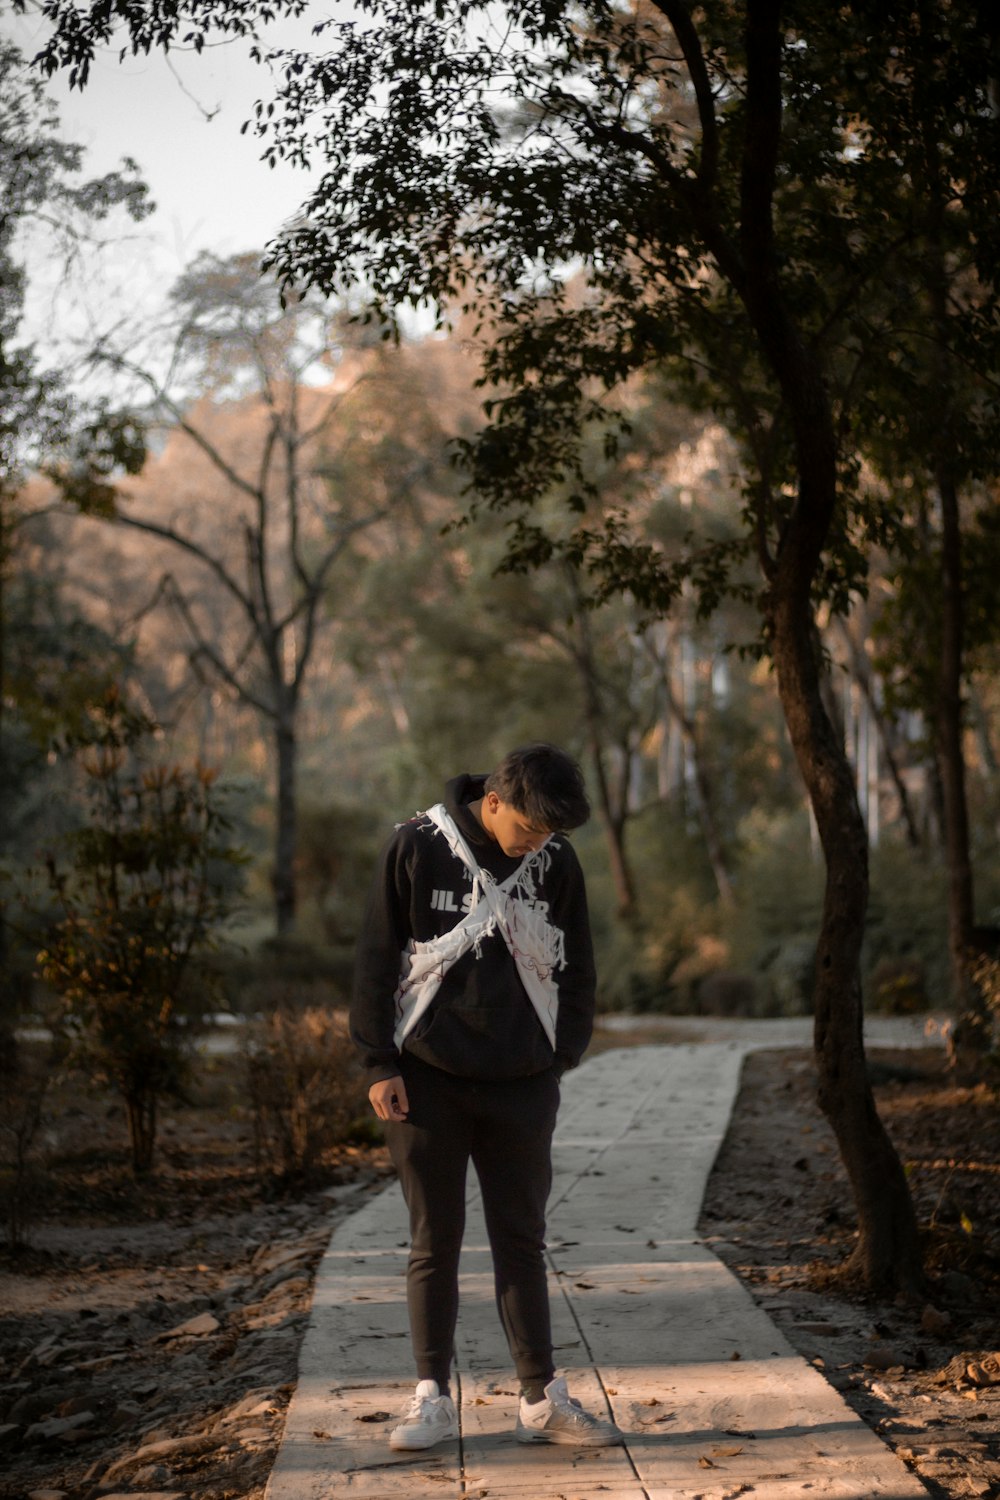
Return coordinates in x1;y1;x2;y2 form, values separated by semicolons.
6;5;337;350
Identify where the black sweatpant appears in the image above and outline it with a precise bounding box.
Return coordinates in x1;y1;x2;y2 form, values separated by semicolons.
385;1054;560;1390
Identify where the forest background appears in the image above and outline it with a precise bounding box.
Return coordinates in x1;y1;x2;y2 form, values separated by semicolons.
2;0;1000;1291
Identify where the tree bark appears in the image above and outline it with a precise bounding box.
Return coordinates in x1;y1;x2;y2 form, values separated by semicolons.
924;164;991;1049
723;0;924;1296
126;1090;157;1175
568;572;640;922
660;666;735;907
589;742;637;922
771;597;923;1292
273;707;298;936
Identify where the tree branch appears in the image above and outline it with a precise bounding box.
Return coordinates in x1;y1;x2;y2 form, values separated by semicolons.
117;511;260;628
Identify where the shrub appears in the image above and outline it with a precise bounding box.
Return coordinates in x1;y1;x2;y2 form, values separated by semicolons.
36;691;245;1174
244;1002;368;1177
869;956;929;1015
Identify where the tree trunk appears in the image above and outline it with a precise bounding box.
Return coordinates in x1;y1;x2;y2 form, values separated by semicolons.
273;709;298;936
589;744;637;922
662;670;735;906
125;1090;157;1175
731;0;922;1291
925;198;990;1049
771;599;923;1293
936;470;975;972
569;573;639;922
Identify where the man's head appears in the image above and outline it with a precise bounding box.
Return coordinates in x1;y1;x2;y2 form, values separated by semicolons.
480;743;590;856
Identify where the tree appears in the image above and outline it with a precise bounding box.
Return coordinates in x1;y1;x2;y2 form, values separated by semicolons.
0;37;149;1003
787;26;1000;1003
38;690;244;1173
0;35;150;774
96;252;392;934
26;0;1000;1293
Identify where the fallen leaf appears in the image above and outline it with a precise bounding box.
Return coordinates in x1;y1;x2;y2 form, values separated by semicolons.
698;1455;718;1468
313;1429;332;1440
729;1350;742;1360
355;1411;391;1423
712;1444;744;1457
575;1281;595;1290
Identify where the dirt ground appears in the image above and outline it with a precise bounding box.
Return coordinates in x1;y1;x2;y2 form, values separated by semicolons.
0;1051;394;1500
1;1038;998;1500
700;1045;1000;1500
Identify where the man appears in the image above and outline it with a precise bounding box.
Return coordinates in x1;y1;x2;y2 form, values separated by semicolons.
351;743;622;1452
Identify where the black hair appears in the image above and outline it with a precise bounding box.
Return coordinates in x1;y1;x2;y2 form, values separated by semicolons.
484;743;590;832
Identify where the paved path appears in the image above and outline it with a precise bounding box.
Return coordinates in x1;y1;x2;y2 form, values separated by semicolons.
267;1018;938;1499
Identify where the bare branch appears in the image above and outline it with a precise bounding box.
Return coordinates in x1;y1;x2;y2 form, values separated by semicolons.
162;575;275;719
116;510;259;627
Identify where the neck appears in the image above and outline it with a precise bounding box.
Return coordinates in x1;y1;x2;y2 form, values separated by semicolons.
469;796;496;841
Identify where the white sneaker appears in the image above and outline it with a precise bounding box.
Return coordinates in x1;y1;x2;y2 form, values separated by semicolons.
389;1379;459;1451
515;1375;623;1447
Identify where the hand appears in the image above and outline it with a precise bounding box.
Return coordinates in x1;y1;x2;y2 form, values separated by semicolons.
369;1074;410;1122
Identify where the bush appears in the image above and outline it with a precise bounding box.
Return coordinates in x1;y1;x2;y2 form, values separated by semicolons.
864;839;949;1008
244;1002;368;1177
37;691;245;1174
869;956;929;1015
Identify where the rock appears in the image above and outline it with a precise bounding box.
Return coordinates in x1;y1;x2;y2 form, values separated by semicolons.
107;1401;143;1431
34;1383;100;1414
25;1411;95;1441
242;1308;295;1331
236;1425;273;1444
966;1352;1000;1386
133;1463;174;1485
938;1350;1000;1387
74;1350;131;1372
157;1311;221;1341
919;1304;952;1337
29;1334;61;1365
940;1269;977;1301
220;1390;279;1425
103;1432;214;1480
863;1344;908;1371
56;1394;98;1418
250;1230;327;1278
915;1459;959;1478
251;1243;311;1277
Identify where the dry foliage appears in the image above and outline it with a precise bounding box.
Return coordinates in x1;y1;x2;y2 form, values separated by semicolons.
245;1004;368;1178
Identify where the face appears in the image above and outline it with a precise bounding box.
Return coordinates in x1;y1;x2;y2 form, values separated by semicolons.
481;793;552;858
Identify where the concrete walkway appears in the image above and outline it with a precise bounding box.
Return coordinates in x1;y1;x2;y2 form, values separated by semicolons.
267;1018;938;1500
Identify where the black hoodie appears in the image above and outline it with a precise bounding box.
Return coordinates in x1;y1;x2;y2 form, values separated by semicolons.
351;773;596;1084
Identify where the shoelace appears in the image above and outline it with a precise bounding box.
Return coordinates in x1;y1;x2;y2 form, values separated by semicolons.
402;1394;436;1420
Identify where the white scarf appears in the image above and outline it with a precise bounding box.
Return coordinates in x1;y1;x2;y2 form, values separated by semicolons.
392;803;566;1050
